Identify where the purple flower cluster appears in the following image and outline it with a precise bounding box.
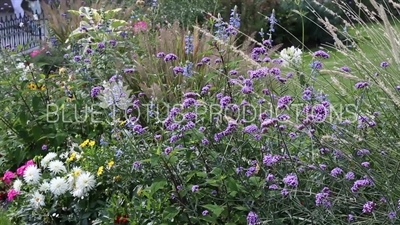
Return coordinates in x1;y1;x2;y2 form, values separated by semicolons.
330;167;343;177
214;121;238;142
246;211;259;225
354;81;369;89
315;187;331;208
313;50;330;59
164;53;178;62
277;95;293;110
282;173;299;187
362;201;376;213
263;154;281;166
351;178;372;192
357;115;376;129
90;86;102;98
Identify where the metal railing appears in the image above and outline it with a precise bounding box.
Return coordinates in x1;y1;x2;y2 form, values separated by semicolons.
0;12;47;52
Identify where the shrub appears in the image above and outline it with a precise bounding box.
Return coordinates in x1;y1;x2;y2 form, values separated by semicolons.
5;1;400;224
154;0;220;27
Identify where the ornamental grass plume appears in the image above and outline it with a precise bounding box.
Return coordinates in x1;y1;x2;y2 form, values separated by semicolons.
42;0;136;44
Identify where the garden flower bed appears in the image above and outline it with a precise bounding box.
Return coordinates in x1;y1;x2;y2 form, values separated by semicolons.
1;0;400;224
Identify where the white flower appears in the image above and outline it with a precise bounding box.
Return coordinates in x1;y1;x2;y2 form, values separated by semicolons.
29;191;45;209
280;46;302;67
98;81;133;110
23;165;41;184
72;188;84;198
48;160;67;175
72;167;83;177
75;171;96;196
39;181;50;193
13;179;23;192
59;152;68;159
49;177;69;197
41;152;57;167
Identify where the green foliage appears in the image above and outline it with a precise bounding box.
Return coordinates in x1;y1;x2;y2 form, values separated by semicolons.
0;210;11;225
155;0;220;27
273;0;345;46
4;2;400;225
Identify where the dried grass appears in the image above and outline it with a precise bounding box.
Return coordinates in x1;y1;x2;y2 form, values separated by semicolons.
42;0;137;43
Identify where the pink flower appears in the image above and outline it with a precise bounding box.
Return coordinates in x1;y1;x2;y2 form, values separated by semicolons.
16;165;26;176
2;171;15;184
25;159;35;166
30;49;41;57
7;189;19;201
133;21;148;33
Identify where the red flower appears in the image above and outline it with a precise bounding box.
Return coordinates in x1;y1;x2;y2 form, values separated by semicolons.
114;215;129;224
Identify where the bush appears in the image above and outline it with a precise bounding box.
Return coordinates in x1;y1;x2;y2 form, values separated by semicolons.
4;1;400;224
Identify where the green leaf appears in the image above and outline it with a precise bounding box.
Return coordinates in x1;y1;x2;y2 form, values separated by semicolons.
211;167;222;176
32;125;42;140
32;96;41;112
18;111;28;125
234;206;248;211
202;204;225;217
196;171;207;178
226;177;238;192
149;179;167;195
163;206;180;220
110;19;127;28
200;216;218;223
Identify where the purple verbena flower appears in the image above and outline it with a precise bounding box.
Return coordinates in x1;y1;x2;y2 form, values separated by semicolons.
313;50;330;59
191;185;199;192
282;173;298;187
247;211;259;225
164;53;178;62
362;201;376;213
330;167;343;177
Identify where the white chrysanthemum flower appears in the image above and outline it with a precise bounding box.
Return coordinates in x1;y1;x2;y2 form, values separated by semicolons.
75;171;96;196
48;160;67;175
72;188;84;198
72;167;82;178
39;181;50;193
41;152;57;167
280;46;302;67
29;191;45;209
13;179;23;192
23;165;41;184
49;177;69;197
66;174;75;190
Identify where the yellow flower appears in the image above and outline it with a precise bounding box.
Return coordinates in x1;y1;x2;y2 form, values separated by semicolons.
113;175;121;181
79;139;89;148
119;120;126;126
136;0;145;6
59;67;67;75
73;168;82;177
67;152;77;162
88;140;95;147
97;166;104;176
40;85;46;91
27;83;37;90
107;161;114;169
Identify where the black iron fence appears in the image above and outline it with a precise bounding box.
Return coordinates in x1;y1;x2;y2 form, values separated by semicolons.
0;12;46;52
